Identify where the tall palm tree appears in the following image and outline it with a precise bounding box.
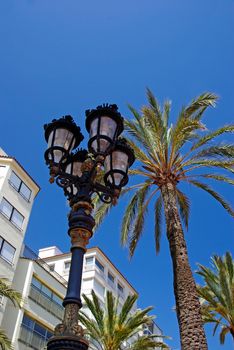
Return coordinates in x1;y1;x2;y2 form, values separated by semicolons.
78;290;168;350
197;252;234;345
0;278;22;350
95;90;234;350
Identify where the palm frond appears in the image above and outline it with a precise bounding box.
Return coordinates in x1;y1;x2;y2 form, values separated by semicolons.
118;294;138;325
140;106;165;158
126;138;159;166
94;186;132;231
195;174;234;186
225;252;234;285
78;312;102;342
126;107;157;154
197;253;234;344
120;183;150;246
146;88;162;120
128;183;152;256
162;100;171;129
220;326;230;344
192;144;234;160
124;118;151;153
80;290;167;350
0;329;12;350
129;334;169;350
154;195;163;254
170;115;204;163
189;180;234;217
94;202;112;230
191;125;234;151
125;307;153;330
82;291;104;333
0;279;22;307
213;318;222;335
184;92;217;118
182;159;234;174
106;291;116;336
218;262;232;311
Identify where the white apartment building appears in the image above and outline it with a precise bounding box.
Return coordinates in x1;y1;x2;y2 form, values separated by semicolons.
0;148;40;323
39;246;138;314
1;246;67;350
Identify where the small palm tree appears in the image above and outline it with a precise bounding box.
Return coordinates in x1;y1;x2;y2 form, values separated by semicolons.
95;90;234;349
78;290;169;350
0;278;22;350
197;252;234;345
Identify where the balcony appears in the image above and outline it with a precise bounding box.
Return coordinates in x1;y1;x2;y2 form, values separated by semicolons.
19;326;48;350
83;262;106;282
21;245;68;286
29;285;64;321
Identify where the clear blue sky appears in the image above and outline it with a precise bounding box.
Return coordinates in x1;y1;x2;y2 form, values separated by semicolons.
0;1;234;349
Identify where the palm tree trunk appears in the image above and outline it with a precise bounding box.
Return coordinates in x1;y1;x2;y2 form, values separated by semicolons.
161;182;207;350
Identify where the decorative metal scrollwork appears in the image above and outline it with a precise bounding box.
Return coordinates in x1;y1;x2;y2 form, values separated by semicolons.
56;175;73;189
94;191;113;204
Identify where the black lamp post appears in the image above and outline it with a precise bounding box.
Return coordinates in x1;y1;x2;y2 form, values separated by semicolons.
43;104;135;350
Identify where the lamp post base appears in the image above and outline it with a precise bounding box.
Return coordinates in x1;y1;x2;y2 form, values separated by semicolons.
47;336;89;350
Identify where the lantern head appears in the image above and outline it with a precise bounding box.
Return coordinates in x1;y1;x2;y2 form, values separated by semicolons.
104;138;135;190
85;104;124;157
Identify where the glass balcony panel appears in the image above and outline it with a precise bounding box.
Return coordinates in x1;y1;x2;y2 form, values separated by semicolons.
29;285;64;320
19;326;47;350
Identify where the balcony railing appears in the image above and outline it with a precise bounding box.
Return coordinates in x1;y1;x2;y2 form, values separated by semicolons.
29;285;64;321
19;325;49;350
21;244;68;286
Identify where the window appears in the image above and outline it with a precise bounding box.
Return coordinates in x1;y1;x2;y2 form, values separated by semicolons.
0;236;16;264
20;314;53;349
85;256;94;265
95;258;104;273
30;276;64;320
117;283;124;294
108;272;115;284
0;198;24;229
64;261;71;270
9;171;32;201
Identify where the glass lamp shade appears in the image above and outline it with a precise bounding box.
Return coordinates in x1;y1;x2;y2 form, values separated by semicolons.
44;115;84;165
104;139;135;189
86;104;124;156
64;149;88;198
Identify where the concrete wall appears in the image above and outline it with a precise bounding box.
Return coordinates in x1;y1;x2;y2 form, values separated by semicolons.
0;156;39;324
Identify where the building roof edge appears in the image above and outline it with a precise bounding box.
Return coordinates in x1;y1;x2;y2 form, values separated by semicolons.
0;155;40;194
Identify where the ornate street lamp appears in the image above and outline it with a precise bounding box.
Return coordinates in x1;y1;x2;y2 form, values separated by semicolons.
43;104;135;350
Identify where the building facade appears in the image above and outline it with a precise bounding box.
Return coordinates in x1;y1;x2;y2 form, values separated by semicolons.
1;247;67;350
0;148;40;323
39;246;138;315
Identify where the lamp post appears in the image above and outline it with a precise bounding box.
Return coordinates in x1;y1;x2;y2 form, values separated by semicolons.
43;104;135;350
